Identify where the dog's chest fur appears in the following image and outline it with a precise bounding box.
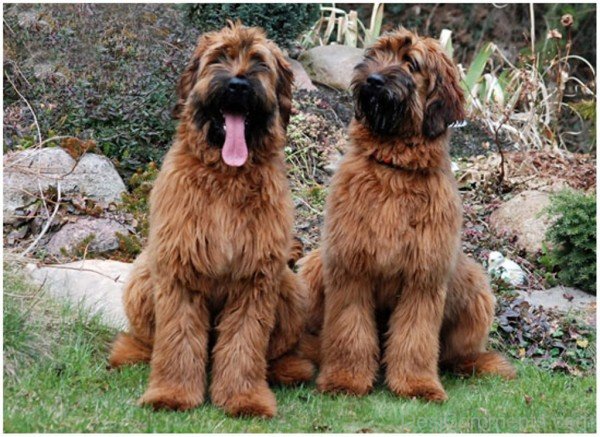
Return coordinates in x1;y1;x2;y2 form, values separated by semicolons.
324;155;462;278
149;154;293;282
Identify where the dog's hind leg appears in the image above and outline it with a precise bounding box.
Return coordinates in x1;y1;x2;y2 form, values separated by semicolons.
108;252;155;368
267;267;314;385
440;254;516;380
295;248;325;366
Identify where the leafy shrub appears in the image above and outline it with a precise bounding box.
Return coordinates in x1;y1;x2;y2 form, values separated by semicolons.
491;292;595;374
541;190;596;294
3;5;196;176
184;4;320;48
115;162;159;259
301;4;384;48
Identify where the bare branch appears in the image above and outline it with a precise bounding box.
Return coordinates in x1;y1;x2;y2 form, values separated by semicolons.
21;182;62;256
5;72;41;145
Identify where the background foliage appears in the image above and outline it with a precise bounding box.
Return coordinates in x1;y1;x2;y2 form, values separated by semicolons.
2;4;596;432
542;190;596;294
184;3;320;49
3;4;196;177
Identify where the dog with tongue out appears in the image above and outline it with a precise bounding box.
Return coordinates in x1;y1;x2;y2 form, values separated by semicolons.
108;24;314;418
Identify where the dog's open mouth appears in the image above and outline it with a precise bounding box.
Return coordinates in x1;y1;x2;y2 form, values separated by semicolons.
221;112;249;167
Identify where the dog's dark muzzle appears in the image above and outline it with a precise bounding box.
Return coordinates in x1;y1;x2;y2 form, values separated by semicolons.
361;70;415;102
220;76;254;115
355;70;415;136
193;74;274;149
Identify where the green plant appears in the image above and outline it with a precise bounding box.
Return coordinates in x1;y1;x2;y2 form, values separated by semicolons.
541;190;596;294
3;5;190;176
59;234;97;259
569;99;596;150
302;3;384;48
115;162;159;259
184;4;320;49
3;263;597;432
491;289;596;374
453;6;596;153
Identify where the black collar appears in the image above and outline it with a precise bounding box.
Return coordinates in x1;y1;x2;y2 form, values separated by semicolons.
369;151;415;171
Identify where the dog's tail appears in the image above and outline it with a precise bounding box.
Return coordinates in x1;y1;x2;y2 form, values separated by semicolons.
443;351;517;380
108;333;152;368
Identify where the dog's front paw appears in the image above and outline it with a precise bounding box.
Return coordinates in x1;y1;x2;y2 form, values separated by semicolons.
214;384;277;418
316;365;373;396
387;375;448;402
138;386;203;411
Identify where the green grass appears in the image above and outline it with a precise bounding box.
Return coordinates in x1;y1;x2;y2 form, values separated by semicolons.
4;267;596;433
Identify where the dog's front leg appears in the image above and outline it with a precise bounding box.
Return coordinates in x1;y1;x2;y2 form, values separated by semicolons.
138;277;210;411
316;270;378;396
384;276;448;402
210;274;279;418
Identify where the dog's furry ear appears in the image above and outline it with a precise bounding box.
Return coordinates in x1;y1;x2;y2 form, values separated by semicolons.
173;34;213;119
422;49;465;139
269;42;294;128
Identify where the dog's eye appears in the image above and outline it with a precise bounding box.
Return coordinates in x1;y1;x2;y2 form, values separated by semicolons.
206;54;228;66
255;61;270;70
403;55;419;73
363;55;376;64
250;54;270;71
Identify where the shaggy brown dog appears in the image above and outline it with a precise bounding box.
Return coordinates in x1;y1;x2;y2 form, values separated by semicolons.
108;23;313;417
297;29;516;402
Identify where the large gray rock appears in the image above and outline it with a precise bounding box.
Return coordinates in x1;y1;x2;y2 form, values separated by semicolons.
299;45;364;90
25;260;132;328
290;59;317;92
516;286;596;315
45;217;129;256
488;190;552;254
4;148;126;224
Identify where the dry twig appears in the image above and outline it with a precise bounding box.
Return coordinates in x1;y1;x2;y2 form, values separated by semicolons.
21;182;62;256
4;71;42;145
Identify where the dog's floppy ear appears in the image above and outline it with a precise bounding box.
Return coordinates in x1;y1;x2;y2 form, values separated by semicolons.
173;34;213;119
268;42;294;129
422;47;465;139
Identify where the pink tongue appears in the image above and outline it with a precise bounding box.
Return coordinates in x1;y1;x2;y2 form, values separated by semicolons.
222;114;248;167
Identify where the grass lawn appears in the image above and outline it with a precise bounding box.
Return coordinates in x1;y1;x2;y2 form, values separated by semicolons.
4;267;596;433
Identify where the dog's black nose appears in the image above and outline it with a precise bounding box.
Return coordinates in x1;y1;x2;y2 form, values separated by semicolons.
367;74;385;87
228;76;250;93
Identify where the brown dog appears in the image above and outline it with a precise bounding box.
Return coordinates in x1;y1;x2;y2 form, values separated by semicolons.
297;28;515;402
108;23;313;417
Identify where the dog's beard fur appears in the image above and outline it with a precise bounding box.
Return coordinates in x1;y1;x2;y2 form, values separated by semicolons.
352;66;420;138
192;72;275;150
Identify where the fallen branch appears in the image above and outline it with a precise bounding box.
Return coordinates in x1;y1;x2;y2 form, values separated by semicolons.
35;263;125;283
21;181;61;256
20;277;49;320
296;196;323;216
424;3;439;35
5;71;41;145
5;135;79;169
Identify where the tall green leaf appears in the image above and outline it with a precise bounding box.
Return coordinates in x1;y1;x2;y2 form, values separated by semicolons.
463;43;495;96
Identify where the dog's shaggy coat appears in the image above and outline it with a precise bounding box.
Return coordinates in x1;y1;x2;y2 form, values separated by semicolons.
298;29;515;402
108;24;313;417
